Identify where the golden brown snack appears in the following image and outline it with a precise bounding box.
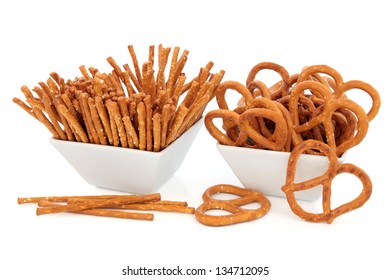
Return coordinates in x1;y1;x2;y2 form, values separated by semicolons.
205;63;380;157
38;201;154;220
246;62;290;99
281;140;372;224
195;184;271;226
19;194;195;220
204;109;241;146
288;80;369;156
36;193;161;215
13;44;224;151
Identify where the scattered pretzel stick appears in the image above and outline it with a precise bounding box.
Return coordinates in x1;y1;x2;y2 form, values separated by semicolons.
38;201;154;220
111;203;195;214
36;193;161;215
19;193;195;220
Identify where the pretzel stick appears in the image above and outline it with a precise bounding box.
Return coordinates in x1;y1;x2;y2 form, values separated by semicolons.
122;116;139;148
190;72;225;123
171;74;187;107
93;96;112;144
156;45;170;92
60;94;79;122
38;81;52;97
117;97;134;148
38;201;154;220
151;200;188;206
88;97;107;145
109;71;125;96
181;80;200;108
36;193;161;215
79;65;91;80
143;95;153;151
31;85;45;100
142;62;154;98
106;99;127;147
165;104;189;146
57;104;89;142
137;101;147;150
152;112;161;152
107;56;124;82
166;46;180;93
21;86;60;138
49;72;65;92
160;103;175;148
123;64;142;92
148;45;155;67
18;194;141;204
172;49;189;88
177;91;212;137
12;97;36;119
110;203;195;214
128;45;143;88
52;95;75;141
122;71;134;99
78;92;99;144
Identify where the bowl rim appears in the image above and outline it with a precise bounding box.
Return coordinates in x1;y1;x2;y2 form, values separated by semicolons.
215;142;348;161
49;116;204;156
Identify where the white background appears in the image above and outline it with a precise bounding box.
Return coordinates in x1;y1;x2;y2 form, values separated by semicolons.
1;0;389;279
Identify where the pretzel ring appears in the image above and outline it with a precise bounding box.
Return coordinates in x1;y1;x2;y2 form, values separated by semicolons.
281;140;372;224
204;109;241;146
215;80;253;110
337;80;381;121
240;99;288;151
296;64;344;94
297;65;381;122
246;62;290;99
195;184;271;226
289;80;369;156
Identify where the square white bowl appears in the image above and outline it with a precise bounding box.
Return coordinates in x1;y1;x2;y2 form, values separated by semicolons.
49;118;203;194
216;143;347;201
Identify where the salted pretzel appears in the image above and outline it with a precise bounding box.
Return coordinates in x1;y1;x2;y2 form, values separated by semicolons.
240;98;289;151
281;140;372;224
288;80;369;156
246;62;290;99
204;109;242;146
195;184;271;226
297;64;381;122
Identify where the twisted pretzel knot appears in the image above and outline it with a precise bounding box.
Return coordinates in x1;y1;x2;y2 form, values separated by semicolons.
281;140;372;224
195;184;271;226
205;63;380;156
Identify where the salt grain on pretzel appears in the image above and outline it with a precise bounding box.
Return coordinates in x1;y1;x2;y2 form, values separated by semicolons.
38;201;154;221
14;44;223;152
281;140;372;223
19;194;196;220
195;184;271;226
36;193;161;215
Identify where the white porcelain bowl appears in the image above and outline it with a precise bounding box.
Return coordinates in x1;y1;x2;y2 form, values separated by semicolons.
216;143;347;201
49;118;203;194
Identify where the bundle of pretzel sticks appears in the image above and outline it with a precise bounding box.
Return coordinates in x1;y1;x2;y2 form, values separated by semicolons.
13;44;225;151
18;193;195;220
205;62;381;156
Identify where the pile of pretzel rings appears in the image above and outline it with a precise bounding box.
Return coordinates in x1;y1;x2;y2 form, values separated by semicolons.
205;62;380;157
201;62;381;225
